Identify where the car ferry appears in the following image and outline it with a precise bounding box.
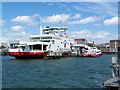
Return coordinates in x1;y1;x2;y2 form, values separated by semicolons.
8;26;72;59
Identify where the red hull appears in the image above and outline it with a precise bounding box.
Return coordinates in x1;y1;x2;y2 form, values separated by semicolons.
8;52;45;59
83;54;99;57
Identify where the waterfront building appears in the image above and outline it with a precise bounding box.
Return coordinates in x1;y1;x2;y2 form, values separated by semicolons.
97;43;110;53
74;38;86;45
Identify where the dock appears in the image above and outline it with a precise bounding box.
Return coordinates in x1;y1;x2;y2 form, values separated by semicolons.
104;77;120;90
104;47;120;90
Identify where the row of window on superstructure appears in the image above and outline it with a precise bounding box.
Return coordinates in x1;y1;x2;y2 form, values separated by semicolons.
21;44;48;51
31;37;53;40
43;27;67;31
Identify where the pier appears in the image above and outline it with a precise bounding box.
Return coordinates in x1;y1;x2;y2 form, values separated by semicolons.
104;47;120;90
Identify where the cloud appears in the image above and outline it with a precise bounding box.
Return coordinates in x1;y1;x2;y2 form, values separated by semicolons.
94;23;101;27
68;16;102;25
42;14;70;23
73;2;117;17
74;29;91;35
103;16;118;26
72;14;81;19
57;3;71;12
11;25;24;31
42;14;81;24
11;14;39;25
70;29;111;44
71;29;109;39
2;29;30;42
11;14;101;26
80;16;102;24
0;19;5;25
96;31;109;38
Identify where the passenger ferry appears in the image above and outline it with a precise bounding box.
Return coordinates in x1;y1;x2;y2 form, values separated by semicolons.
8;26;72;59
83;42;102;57
83;46;102;57
71;40;102;57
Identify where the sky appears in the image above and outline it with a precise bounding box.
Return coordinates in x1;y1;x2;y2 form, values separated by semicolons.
1;1;119;44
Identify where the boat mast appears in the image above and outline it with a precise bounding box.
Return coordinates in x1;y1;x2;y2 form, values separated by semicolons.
39;16;42;35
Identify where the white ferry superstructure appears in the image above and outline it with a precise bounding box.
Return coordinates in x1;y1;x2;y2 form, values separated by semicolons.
8;26;72;59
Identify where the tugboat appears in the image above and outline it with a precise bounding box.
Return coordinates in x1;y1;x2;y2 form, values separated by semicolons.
104;47;120;90
8;20;72;59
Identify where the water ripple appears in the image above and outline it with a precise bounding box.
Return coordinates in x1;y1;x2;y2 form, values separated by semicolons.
2;55;112;88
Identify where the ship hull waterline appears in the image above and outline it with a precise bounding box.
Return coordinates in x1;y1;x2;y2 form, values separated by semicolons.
8;52;45;59
83;54;101;57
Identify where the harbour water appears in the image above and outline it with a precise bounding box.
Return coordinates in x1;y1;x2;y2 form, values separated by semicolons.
2;55;112;88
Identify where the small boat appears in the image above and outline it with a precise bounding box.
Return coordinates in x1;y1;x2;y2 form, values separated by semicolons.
83;46;102;57
83;52;99;57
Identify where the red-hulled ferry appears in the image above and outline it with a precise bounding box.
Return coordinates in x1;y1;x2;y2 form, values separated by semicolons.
8;26;72;59
83;45;102;57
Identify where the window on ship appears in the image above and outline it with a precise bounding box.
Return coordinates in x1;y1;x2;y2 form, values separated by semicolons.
29;45;32;50
33;44;42;50
43;45;48;51
41;37;52;39
21;46;25;51
52;40;54;44
40;40;50;42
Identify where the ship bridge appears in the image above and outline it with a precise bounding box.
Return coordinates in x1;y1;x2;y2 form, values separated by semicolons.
43;26;67;35
30;26;68;42
30;34;54;42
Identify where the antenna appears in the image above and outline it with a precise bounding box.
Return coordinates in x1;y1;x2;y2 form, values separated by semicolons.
39;16;42;35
